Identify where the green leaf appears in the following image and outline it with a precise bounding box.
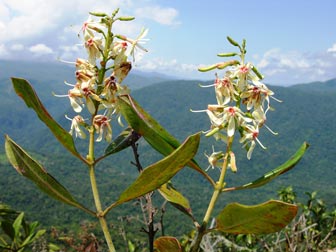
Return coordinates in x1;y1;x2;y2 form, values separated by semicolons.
5;135;95;216
118;95;215;187
215;200;298;234
21;228;46;248
10;78;84;162
154;236;182;252
118;95;180;153
128;240;136;252
48;243;62;251
158;182;194;219
109;133;200;209
104;127;141;156
13;212;24;239
224;142;309;192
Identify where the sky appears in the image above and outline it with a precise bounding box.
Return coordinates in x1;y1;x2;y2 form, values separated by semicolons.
0;0;336;86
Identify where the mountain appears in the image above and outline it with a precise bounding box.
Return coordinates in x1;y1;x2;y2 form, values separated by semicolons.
1;63;336;239
0;60;172;91
290;78;336;92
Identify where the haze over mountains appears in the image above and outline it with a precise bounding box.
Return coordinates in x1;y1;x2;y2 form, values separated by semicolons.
1;60;336;233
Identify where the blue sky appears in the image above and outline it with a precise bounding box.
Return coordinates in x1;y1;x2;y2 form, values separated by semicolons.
1;0;335;85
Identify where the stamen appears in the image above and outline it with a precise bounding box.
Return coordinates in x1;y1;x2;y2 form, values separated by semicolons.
57;58;76;65
264;124;278;135
270;96;283;103
255;137;267;149
52;92;68;97
64;114;72;121
199;83;216;88
190;109;207;113
64;81;76;87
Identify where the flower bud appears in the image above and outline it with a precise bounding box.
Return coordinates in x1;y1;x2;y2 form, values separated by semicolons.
242;39;247;52
89;11;107;17
229;151;237;173
227;36;239;47
198;64;217;72
216;60;240;69
207;104;224;112
217;52;237;57
118;16;135;21
111;8;120;18
205;127;220;137
252;65;264;80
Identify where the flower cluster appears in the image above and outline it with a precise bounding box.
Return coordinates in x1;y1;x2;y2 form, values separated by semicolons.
56;10;148;142
196;37;280;165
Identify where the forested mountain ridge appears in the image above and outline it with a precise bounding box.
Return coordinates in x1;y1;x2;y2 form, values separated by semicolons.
1;61;336;237
290;77;336;92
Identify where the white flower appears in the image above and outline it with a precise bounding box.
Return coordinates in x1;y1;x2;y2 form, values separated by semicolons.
93;115;112;142
81;17;106;40
66;115;87;139
221;106;252;137
84;36;103;64
116;28;149;62
240;123;266;159
214;74;238;105
68;85;84;113
127;28;149;61
205;147;224;171
230;63;253;91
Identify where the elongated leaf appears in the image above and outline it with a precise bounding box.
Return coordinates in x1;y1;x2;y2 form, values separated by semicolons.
158;182;194;219
154;236;182;252
109;133;200;209
118;95;215;186
224;142;309;192
118;95;181;153
215;200;297;234
11;78;84;162
21;229;46;248
104;127;141;156
5;135;94;216
13;212;24;239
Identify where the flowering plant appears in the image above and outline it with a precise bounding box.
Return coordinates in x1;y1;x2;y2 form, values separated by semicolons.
4;9;308;252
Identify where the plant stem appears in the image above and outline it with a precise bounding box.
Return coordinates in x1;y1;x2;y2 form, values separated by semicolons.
190;140;232;252
88;127;116;252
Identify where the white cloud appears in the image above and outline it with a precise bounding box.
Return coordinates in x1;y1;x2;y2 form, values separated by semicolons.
135;6;180;25
0;0;176;61
29;44;53;55
0;0;135;45
135;57;204;79
0;0;67;43
58;44;84;61
10;43;24;51
327;43;336;53
255;48;336;85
